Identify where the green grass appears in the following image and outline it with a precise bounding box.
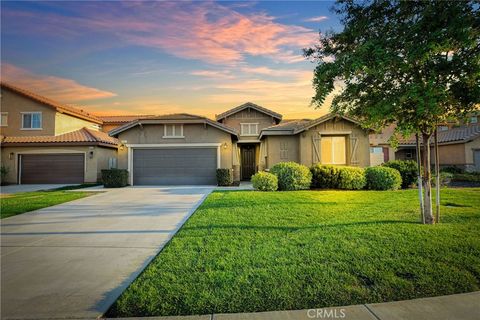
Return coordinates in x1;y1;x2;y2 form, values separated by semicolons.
108;188;480;317
1;190;95;219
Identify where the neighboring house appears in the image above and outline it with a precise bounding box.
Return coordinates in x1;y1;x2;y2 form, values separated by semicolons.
369;124;397;166
396;124;480;171
0;82;119;184
109;102;371;185
98;115;154;133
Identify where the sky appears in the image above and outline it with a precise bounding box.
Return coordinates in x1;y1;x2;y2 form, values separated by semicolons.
1;1;341;119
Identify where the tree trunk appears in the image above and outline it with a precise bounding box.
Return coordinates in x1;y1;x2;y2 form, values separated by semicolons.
434;129;440;223
415;133;424;223
422;132;434;224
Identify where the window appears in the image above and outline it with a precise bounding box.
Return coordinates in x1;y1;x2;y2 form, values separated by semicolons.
280;141;289;160
21;112;42;129
163;124;184;138
240;123;258;136
0;112;8;126
470;116;478;124
321;136;346;165
438;125;449;131
370;147;383;154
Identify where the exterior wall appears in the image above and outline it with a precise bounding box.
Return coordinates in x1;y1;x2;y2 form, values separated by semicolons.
0;145;116;184
0;88;56;136
55;113;100;135
298;118;370;168
265;135;299;169
116;123;234;171
220;108;277;141
370;153;384;166
465;137;480;171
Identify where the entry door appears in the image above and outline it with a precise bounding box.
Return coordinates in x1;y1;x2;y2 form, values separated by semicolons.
241;145;256;180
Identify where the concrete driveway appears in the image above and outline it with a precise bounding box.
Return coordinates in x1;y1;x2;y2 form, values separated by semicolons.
0;186;213;319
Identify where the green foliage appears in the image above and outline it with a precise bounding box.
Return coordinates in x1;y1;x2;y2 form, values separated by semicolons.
441;166;465;174
0;165;9;184
365;166;402;190
270;162;312;191
108;188;480;317
452;173;480;183
383;160;418;189
216;168;233;186
251;172;278;191
305;0;480;136
101;169;129;188
310;164;366;190
432;172;454;187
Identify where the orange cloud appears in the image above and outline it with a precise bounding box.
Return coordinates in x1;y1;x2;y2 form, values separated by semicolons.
1;63;116;103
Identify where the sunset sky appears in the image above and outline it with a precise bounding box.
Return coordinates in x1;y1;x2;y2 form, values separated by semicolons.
1;1;341;119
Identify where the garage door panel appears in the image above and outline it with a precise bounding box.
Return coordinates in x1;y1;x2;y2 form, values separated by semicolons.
133;148;217;185
21;154;85;184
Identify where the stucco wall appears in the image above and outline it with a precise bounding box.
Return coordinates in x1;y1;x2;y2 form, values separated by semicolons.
115;123;234;170
298;118;370;167
55;113;100;135
0;88;56;136
465;137;480;171
220;109;276;141
0;145;116;184
265;135;299;168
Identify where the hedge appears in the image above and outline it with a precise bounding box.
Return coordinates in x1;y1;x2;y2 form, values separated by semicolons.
251;172;278;191
365;166;402;190
383;160;417;188
270;162;312;191
216;168;233;186
310;164;366;190
101;169;128;188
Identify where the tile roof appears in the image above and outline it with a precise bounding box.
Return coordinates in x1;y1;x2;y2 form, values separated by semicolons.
145;113;207;120
1;128;119;147
97;115;155;123
216;102;282;121
399;124;480;145
262;119;312;131
1;82;103;124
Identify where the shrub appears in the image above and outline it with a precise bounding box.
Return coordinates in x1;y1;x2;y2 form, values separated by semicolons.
270;162;312;191
251;172;278;191
452;173;480;182
310;164;365;190
0;165;9;185
441;166;464;174
216;168;233;186
365;166;402;190
383;160;417;188
432;172;453;187
101;169;128;188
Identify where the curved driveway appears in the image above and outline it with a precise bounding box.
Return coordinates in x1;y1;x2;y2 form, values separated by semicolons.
1;186;213;319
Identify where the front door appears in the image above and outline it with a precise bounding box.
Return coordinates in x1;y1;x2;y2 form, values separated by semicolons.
241;145;256;180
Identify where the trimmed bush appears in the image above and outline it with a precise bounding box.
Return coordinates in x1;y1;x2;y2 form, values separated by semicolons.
383;160;418;188
270;162;312;191
441;166;464;174
365;166;402;190
102;169;128;188
216;168;233;186
310;164;366;190
0;165;9;185
251;172;278;191
432;172;453;187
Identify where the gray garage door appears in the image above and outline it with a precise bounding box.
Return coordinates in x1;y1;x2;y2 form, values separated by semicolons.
20;154;84;184
133;148;217;185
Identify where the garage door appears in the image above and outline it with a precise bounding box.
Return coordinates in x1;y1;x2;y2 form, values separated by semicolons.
20;154;85;184
133;148;217;185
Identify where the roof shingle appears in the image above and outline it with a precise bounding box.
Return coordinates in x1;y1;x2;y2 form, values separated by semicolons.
399;124;480;145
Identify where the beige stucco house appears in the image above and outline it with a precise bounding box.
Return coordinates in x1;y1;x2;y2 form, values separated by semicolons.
1;84;372;185
109;102;371;185
0;82;119;184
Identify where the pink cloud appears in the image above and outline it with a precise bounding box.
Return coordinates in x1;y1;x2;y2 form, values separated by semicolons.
2;2;316;65
1;63;116;102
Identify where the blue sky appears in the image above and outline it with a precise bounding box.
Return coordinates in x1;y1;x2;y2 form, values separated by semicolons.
1;1;339;118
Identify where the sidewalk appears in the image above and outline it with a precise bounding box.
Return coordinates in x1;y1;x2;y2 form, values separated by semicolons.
106;291;480;319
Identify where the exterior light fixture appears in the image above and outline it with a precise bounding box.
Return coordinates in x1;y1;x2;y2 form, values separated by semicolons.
223;142;228;149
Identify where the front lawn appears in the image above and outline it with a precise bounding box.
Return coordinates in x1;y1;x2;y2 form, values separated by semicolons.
108;188;480;317
1;190;95;219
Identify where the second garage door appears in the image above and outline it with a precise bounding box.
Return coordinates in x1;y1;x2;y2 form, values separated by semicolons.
133;148;217;185
20;153;85;184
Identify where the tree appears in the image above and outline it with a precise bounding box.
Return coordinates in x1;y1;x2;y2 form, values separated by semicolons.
305;0;480;224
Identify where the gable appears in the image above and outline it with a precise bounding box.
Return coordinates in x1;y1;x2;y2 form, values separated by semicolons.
216;102;282;121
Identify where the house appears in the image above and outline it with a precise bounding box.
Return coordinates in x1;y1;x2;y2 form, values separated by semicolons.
0;82;119;184
396;124;480;171
110;102;371;185
1;84;372;185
